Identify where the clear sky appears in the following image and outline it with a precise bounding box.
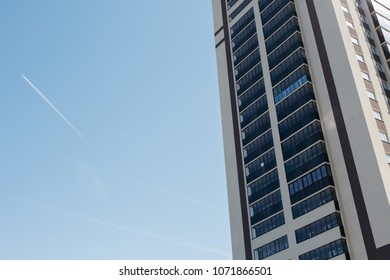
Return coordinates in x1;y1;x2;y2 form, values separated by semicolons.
0;0;232;259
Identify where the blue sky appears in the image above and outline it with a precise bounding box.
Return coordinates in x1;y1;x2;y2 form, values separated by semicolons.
0;0;232;259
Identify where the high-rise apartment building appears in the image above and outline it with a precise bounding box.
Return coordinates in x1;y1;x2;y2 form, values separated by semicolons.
212;0;390;259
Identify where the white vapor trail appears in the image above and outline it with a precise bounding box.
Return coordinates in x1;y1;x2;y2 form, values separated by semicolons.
1;194;231;258
21;73;88;143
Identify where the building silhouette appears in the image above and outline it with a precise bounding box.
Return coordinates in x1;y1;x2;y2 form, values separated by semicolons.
212;0;390;259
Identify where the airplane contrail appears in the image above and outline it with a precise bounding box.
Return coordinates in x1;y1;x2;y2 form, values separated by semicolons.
1;194;231;258
21;73;88;143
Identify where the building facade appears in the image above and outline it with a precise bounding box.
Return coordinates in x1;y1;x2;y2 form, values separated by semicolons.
212;0;390;259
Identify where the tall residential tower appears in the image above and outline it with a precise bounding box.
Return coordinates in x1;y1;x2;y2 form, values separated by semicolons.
212;0;390;259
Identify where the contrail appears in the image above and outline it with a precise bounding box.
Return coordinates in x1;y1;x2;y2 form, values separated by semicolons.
21;73;88;143
1;194;231;258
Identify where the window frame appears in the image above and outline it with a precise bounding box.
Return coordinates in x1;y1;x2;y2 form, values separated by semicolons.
367;90;376;100
341;5;350;14
373;110;383;121
356;53;365;62
380;131;389;142
361;71;370;80
351;37;360;45
346;21;355;29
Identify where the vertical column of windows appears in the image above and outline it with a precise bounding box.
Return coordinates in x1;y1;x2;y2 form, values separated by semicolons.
367;0;390;69
349;0;390;163
228;4;283;241
356;1;389;84
258;1;348;254
364;1;390;95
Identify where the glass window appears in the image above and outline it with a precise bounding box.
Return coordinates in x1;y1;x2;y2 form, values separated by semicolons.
230;8;254;35
292;188;336;219
373;110;383;121
346;21;354;29
268;34;304;70
251;212;285;239
231;21;257;53
254;235;289;260
262;2;297;40
236;64;263;96
295;213;342;243
355;0;361;8
278;101;319;141
241;112;271;146
270;49;308;85
342;6;349;13
367;90;376;100
366;30;373;40
249;190;283;224
260;0;292;25
229;0;252;22
227;0;239;10
233;35;259;66
284;142;328;182
281;121;323;160
380;132;389;142
299;239;348;260
356;53;365;62
386;154;390;164
361;72;370;80
265;17;300;53
238;78;265;111
247;168;279;203
235;49;261;80
243;128;273;164
351;37;359;45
